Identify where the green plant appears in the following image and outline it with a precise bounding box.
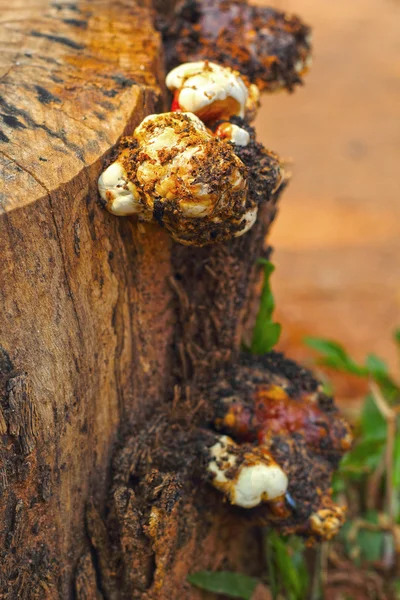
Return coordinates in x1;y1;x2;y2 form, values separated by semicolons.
189;256;400;598
304;336;400;402
265;531;309;600
187;571;259;599
304;332;400;573
250;258;282;354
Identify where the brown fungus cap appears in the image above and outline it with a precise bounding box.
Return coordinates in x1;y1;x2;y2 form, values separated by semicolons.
211;116;285;203
117;112;269;245
98;112;283;245
159;0;312;92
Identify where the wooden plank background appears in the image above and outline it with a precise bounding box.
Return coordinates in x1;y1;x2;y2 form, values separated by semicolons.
255;0;400;406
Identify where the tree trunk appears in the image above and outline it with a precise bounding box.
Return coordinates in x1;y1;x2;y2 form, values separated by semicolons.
0;1;280;597
1;1;347;599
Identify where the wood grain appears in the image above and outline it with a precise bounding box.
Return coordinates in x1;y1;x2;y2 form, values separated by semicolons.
0;1;175;596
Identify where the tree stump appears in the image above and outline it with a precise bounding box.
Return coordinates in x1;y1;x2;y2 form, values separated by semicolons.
0;1;174;596
0;1;280;597
0;1;348;599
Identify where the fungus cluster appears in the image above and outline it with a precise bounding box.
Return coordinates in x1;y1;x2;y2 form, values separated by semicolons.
160;0;312;92
96;4;352;544
98;110;272;245
203;352;353;541
98;61;283;245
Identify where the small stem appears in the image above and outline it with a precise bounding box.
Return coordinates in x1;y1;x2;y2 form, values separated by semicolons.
370;380;397;570
366;453;385;511
310;543;327;600
265;530;278;600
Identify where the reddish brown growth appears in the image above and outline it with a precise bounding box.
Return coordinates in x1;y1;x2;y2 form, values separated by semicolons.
206;352;352;540
160;0;312;92
221;384;352;455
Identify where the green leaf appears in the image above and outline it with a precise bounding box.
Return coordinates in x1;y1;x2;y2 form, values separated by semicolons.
252;323;281;355
393;579;400;599
304;337;400;401
393;431;400;490
393;430;400;521
365;354;389;378
265;533;278;600
360;395;387;441
303;337;350;362
341;512;384;564
357;511;384;562
251;260;282;354
273;538;301;598
331;472;347;496
364;355;400;402
187;571;258;600
339;438;385;475
394;328;400;348
265;532;308;600
303;337;367;376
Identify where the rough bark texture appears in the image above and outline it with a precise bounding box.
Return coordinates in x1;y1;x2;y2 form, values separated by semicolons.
0;1;280;598
0;1;174;597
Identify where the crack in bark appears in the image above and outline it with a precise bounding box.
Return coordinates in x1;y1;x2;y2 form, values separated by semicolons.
0;148;84;335
47;192;84;336
0;148;48;192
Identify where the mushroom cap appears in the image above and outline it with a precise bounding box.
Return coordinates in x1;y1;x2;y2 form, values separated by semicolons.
162;0;312;93
166;61;258;123
208;435;288;508
118;111;258;245
97;162;142;216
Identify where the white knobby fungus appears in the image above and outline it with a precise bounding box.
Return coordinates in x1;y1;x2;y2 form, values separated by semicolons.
208;435;288;508
214;122;250;146
133;112;249;221
309;506;345;540
234;205;258;236
98;111;259;245
98;161;142;216
166;61;258;123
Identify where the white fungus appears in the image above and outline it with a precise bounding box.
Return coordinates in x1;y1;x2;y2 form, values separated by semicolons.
214;122;250;147
97;161;142;216
208;435;288;509
166;61;251;122
233;205;258;236
97;112;260;244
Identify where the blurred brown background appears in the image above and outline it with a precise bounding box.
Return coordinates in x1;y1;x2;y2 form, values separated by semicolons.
255;0;400;401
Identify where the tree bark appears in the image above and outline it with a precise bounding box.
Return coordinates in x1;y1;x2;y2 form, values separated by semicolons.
0;1;175;597
0;1;281;598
